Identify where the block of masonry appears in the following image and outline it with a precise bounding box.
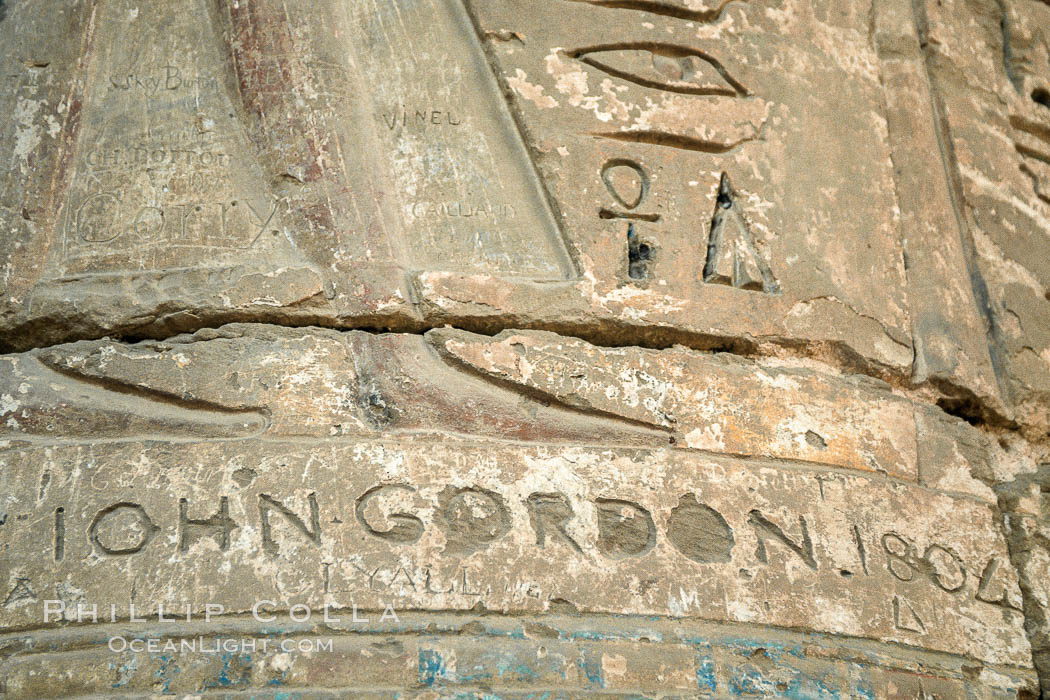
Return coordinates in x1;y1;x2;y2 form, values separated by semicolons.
0;0;1048;696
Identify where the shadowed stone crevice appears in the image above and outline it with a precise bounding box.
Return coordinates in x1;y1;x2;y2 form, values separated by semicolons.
0;315;1031;435
1034;88;1050;110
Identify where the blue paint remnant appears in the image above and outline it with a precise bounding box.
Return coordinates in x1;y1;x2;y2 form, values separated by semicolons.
453;662;493;685
678;634;707;646
202;651;252;690
565;627;664;644
780;676;841;699
568;629;620;642
152;653;181;695
692;640;717;693
259;626;290;637
577;653;603;688
486;652;541;683
111;655;140;689
419;649;450;686
462;622;526;640
722;638;804;661
728;668;780;696
696;656;717;692
420;649;547;686
852;681;877;700
728;665;843;699
266;667;289;687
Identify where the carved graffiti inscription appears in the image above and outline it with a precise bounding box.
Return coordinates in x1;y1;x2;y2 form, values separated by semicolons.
26;478;1021;629
0;437;1029;666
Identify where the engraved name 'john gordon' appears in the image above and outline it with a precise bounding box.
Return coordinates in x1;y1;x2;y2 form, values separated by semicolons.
18;482;1022;630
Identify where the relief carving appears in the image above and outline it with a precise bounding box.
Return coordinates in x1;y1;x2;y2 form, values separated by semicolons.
0;1;1046;696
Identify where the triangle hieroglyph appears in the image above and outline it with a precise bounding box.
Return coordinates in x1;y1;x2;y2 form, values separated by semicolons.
703;173;778;294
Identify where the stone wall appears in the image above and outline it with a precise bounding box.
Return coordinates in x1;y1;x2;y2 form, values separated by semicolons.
0;0;1048;697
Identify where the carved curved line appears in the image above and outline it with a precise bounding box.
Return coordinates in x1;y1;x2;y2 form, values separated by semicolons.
601;158;650;209
35;356;272;436
1020;164;1050;206
567;43;749;96
1017;142;1050;166
1009;114;1050;145
424;331;676;438
565;0;745;23
592;131;761;154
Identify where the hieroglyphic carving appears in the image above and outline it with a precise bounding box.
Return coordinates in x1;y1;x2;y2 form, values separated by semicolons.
1002;1;1050;205
570;44;749;98
600;159;658;279
704;173;779;293
565;0;746;23
563;6;778;291
566;35;762;154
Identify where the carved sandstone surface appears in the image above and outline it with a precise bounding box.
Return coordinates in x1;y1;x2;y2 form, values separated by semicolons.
8;0;1046;429
916;0;1050;433
0;327;1035;675
1;0;1049;697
